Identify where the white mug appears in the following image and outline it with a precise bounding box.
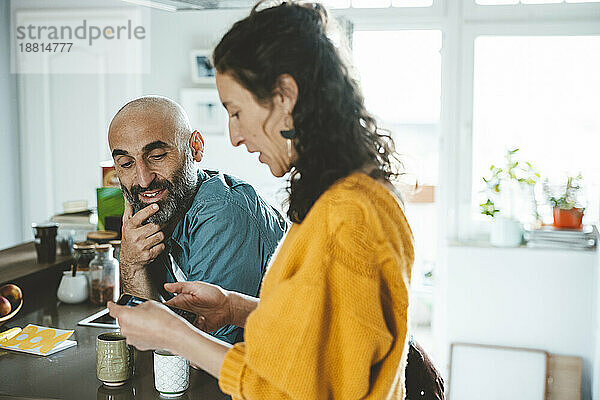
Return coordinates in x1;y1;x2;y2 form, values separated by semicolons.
153;350;189;397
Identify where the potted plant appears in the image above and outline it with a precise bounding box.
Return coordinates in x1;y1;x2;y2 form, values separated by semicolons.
480;149;540;247
545;174;584;229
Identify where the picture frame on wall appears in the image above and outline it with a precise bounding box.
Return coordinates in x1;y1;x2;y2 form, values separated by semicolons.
190;49;216;84
180;88;227;136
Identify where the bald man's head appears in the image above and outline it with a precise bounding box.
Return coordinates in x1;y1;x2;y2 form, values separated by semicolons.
108;96;200;227
109;96;191;148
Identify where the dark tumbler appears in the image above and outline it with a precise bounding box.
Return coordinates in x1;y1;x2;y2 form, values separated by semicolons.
32;222;59;264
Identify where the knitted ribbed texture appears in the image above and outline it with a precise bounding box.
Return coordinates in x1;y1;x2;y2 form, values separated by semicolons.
219;172;414;399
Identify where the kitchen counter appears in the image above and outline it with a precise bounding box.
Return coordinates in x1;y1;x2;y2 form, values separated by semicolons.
0;291;228;399
0;242;72;285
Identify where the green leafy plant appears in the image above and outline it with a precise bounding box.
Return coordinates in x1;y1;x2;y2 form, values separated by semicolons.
480;149;540;218
545;174;584;211
480;199;500;217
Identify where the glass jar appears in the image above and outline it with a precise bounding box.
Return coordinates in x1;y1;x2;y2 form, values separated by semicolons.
73;241;95;275
89;244;119;306
109;240;121;264
56;229;75;256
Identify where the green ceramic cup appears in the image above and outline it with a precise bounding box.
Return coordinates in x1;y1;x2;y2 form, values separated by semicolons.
96;332;134;386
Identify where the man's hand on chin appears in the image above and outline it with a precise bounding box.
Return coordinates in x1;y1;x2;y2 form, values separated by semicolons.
120;199;166;274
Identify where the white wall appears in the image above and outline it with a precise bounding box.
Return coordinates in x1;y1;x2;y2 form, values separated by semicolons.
142;8;244;100
444;245;598;400
0;0;22;249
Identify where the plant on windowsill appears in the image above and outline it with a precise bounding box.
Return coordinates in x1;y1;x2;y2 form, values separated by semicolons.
544;174;585;230
480;149;540;247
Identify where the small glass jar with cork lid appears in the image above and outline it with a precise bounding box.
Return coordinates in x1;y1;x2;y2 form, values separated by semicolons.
73;241;96;290
87;230;118;244
73;241;95;274
108;240;121;264
89;244;119;306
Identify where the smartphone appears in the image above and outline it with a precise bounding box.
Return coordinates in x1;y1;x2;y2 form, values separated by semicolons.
117;293;197;325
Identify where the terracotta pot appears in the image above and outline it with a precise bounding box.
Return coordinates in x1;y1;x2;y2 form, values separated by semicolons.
552;207;583;229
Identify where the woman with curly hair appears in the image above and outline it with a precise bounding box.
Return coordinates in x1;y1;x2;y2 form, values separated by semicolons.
109;1;414;398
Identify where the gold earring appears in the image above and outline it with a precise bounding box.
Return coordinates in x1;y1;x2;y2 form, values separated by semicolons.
287;139;292;161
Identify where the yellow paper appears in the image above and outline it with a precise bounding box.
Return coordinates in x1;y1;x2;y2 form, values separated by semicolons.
0;324;75;356
0;327;21;343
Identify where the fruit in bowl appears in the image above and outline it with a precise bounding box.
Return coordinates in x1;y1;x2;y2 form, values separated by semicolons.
0;284;22;306
0;296;10;317
0;283;23;324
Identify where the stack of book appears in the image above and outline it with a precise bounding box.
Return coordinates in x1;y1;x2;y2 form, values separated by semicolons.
50;210;94;225
524;225;598;250
50;210;97;244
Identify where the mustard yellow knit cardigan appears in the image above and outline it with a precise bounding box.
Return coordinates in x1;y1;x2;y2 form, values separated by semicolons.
219;172;414;399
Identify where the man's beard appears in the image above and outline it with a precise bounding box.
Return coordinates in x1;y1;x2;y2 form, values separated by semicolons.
121;158;197;227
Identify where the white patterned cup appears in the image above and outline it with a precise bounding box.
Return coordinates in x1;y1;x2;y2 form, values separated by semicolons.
153;350;189;397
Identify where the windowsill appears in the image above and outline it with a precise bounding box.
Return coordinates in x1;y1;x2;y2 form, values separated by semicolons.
411;284;434;295
447;239;598;253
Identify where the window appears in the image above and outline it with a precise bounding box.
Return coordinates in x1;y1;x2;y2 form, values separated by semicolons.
471;35;600;224
476;0;598;4
322;0;434;8
353;31;441;125
353;29;441;183
464;0;600;21
352;0;392;7
322;0;351;8
392;0;434;6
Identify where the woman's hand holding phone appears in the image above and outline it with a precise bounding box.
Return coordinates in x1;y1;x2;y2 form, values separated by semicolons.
164;281;233;332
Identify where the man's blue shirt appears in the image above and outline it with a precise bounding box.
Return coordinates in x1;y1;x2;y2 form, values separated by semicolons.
165;169;287;343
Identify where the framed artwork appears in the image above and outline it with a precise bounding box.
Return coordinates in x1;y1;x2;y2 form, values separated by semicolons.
448;343;547;400
189;49;216;84
180;88;227;136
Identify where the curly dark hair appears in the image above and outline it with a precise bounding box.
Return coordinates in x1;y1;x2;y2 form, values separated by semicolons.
213;1;401;223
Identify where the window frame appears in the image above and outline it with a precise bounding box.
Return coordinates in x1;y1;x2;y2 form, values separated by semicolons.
330;0;446;28
463;0;600;22
332;0;600;243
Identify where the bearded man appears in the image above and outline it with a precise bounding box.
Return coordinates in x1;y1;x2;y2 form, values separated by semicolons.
107;96;287;344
